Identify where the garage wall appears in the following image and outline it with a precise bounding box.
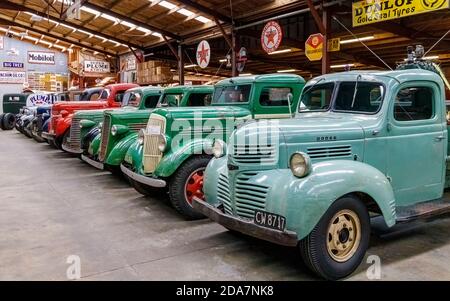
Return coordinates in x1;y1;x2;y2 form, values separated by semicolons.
0;36;68;113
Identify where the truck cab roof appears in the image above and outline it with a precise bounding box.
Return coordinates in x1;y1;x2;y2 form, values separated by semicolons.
162;85;214;94
309;69;444;86
216;73;305;86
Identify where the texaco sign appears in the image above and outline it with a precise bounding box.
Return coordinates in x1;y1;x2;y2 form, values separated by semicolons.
196;40;211;69
261;21;283;54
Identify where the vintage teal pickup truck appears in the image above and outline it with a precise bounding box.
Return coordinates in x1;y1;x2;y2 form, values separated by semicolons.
194;62;450;280
121;74;305;219
82;85;214;172
63;86;163;155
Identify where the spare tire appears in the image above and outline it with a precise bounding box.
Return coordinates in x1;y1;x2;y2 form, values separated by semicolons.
0;113;5;130
2;113;16;130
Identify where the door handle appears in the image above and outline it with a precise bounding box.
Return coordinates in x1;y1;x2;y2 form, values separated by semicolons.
435;135;445;142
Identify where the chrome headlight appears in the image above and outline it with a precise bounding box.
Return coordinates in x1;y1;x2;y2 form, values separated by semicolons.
138;129;145;145
111;125;118;136
289;152;311;178
212;139;226;158
158;134;168;152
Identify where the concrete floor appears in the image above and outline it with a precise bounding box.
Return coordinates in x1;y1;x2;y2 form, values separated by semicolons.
1;130;450;281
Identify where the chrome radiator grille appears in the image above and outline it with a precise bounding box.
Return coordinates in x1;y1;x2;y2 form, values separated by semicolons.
232;144;278;165
143;116;166;173
217;174;232;215
128;123;147;132
234;172;268;219
67;117;81;150
98;115;111;161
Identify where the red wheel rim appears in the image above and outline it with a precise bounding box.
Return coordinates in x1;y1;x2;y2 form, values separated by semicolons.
184;168;205;206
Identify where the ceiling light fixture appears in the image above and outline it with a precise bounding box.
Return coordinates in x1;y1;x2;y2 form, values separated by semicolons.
268;49;292;55
277;69;297;73
340;36;374;44
330;63;356;68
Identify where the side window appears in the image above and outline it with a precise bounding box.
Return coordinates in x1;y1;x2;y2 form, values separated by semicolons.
89;93;99;101
144;95;160;108
260;87;292;107
187;93;211;106
394;87;434;121
115;91;126;103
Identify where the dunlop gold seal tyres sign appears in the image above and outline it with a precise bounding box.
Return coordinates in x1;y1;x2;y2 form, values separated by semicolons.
353;0;450;27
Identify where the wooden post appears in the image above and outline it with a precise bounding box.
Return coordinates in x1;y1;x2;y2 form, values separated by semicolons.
322;8;330;75
178;44;184;85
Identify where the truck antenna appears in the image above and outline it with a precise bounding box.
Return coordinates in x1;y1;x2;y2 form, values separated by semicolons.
332;16;393;71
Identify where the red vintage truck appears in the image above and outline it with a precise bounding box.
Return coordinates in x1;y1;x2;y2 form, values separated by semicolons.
42;83;138;149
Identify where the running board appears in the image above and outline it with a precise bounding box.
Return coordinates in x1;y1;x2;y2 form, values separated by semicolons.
396;198;450;223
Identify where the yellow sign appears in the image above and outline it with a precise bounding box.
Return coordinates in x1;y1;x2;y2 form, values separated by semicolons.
352;0;449;27
305;33;324;61
327;38;341;52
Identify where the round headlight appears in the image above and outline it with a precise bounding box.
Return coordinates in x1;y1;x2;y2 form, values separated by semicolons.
212;139;226;158
290;152;311;178
111;125;118;136
158;134;167;152
137;129;145;145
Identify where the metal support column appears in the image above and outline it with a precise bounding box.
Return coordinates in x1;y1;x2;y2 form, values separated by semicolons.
322;8;330;75
178;44;184;85
232;32;237;77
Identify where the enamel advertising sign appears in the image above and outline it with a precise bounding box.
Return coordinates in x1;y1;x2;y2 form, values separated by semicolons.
196;40;211;69
305;33;324;61
261;21;283;54
84;60;111;73
28;51;55;65
352;0;450;27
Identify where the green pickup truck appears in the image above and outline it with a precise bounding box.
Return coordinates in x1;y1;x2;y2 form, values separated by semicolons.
81;85;214;172
62;86;163;155
193;61;450;280
121;74;305;219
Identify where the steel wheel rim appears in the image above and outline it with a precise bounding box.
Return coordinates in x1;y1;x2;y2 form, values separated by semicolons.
184;167;205;206
326;209;361;263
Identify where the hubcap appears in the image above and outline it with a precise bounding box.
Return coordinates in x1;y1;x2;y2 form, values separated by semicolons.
326;209;361;262
184;168;205;206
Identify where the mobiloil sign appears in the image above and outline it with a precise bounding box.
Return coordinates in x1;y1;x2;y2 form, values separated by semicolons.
352;0;450;27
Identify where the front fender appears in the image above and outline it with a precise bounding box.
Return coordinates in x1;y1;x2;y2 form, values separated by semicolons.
204;159;396;240
154;138;212;177
125;140;144;173
105;132;138;166
88;132;101;156
55;115;73;137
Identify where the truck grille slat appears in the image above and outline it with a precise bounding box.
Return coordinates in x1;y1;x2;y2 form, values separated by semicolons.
234;172;268;219
217;174;232;215
307;145;352;159
143;117;166;173
231;144;278;165
99;115;111;161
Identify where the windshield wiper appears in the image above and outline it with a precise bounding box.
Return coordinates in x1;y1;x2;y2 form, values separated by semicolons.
351;75;362;109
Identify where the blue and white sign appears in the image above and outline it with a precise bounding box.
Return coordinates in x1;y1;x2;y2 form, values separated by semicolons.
0;71;26;84
3;62;24;68
26;94;56;107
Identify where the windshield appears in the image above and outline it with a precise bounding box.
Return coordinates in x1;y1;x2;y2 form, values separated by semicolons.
334;82;384;114
158;93;183;107
213;85;251;104
299;83;334;112
122;91;142;107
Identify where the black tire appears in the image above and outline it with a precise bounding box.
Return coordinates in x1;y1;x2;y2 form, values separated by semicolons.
168;155;211;220
59;129;71;151
2;113;16;130
0;113;5;130
129;177;167;198
298;195;370;280
23;121;33;138
49;139;59;149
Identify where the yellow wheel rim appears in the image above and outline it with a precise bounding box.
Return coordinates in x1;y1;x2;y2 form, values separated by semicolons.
326;209;361;262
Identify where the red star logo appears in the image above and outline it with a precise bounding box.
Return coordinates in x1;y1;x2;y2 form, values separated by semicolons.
265;29;276;46
197;42;209;65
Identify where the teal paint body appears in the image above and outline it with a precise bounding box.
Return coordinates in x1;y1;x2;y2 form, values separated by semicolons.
203;69;449;240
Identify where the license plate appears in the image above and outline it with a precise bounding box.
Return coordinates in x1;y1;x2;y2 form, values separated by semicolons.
254;210;286;231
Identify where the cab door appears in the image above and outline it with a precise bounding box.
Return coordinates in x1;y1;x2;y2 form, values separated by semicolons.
254;84;301;119
386;82;446;206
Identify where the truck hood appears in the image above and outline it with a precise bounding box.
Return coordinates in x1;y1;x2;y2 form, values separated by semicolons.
233;113;365;145
74;108;113;119
151;106;252;120
108;108;151;121
52;101;108;113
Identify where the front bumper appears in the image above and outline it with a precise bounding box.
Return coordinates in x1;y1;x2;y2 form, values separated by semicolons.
120;164;167;188
192;198;298;247
62;143;83;154
81;154;104;170
41;132;56;141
